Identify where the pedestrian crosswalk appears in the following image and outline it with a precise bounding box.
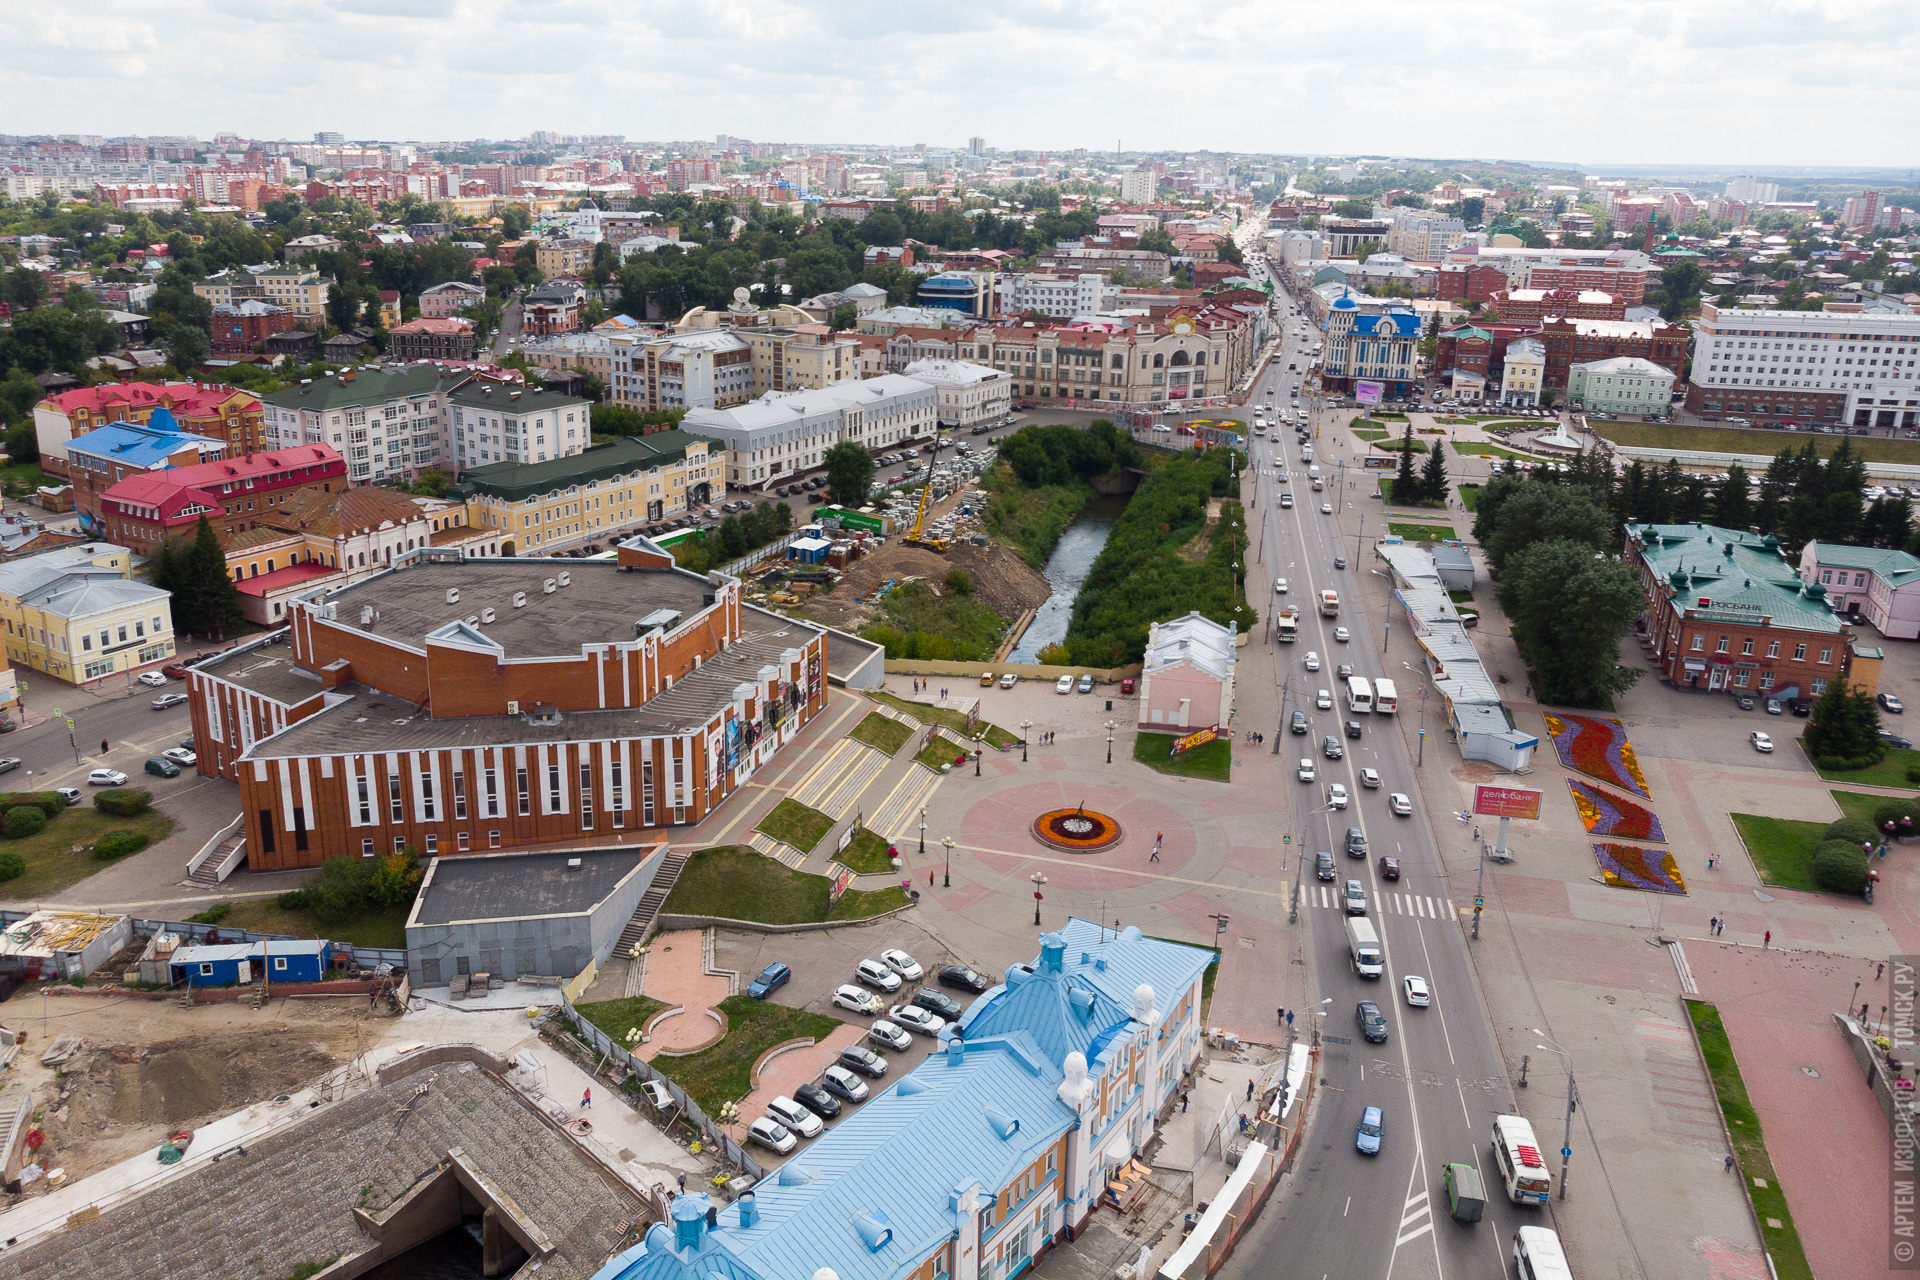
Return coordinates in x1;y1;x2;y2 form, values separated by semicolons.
1305;884;1456;918
1396;1189;1433;1246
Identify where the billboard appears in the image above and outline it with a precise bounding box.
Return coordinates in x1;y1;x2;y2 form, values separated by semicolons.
1473;785;1542;820
1355;381;1384;405
1169;725;1220;756
828;862;856;907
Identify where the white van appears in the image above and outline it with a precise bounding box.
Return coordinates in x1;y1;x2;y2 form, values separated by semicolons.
1491;1114;1553;1204
1512;1225;1573;1279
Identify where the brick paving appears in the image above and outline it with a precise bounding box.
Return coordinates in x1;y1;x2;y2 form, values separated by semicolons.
634;929;731;1059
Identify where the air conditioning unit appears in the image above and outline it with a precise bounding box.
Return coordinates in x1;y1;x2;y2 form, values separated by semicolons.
359;606;375;627
507;700;520;715
512;592;527;608
543;578;557;594
481;607;496;623
446;588;460;604
557;571;571;587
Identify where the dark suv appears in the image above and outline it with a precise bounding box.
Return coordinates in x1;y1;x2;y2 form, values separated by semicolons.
1291;711;1310;735
1315;850;1336;881
911;988;963;1021
1345;827;1367;857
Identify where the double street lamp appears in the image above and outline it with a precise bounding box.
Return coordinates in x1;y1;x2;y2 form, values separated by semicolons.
1533;1031;1578;1200
941;835;955;888
1105;719;1117;764
1021;719;1033;763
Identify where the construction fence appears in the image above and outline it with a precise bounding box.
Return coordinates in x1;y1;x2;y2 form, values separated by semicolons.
0;909;408;974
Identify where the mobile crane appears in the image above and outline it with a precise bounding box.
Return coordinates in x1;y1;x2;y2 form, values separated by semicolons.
901;438;952;552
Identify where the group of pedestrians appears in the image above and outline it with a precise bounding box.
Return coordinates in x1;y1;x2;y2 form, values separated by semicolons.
909;678;951;700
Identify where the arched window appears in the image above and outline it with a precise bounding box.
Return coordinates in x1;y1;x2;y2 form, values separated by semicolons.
1170;350;1191;367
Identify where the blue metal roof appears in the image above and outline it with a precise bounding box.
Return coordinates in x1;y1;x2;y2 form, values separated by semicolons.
68;411;226;470
1053;920;1215;1017
952;934;1134;1073
1352;312;1421;338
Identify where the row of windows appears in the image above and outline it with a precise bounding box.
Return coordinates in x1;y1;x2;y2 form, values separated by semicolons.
1687;633;1832;663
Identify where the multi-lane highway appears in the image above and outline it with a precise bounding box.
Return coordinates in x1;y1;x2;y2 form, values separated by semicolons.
1214;276;1548;1279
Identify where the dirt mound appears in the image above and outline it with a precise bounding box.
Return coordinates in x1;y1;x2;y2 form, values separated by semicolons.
800;537;1052;635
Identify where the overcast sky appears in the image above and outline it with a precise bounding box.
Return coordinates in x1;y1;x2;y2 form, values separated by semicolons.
4;0;1913;168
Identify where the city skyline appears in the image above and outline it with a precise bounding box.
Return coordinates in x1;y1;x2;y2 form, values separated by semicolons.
3;0;1915;166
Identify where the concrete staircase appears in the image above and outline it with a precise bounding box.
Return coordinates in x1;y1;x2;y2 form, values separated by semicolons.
615;852;687;956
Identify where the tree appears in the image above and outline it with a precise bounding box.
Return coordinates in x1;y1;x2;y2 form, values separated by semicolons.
1804;677;1883;764
176;515;244;640
1659;260;1707;321
1419;433;1450;504
1391;423;1421;504
2;268;48;313
0;368;42;426
828;303;858;331
409;467;450;498
823;440;875;507
1460;197;1486;225
158;320;210;371
1497;538;1644;707
1473;478;1615;576
1136;226;1175;255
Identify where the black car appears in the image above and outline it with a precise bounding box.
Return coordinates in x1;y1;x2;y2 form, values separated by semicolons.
911;988;964;1021
937;964;992;993
1334;555;1347;570
792;1082;842;1120
1357;1000;1389;1044
1291;711;1310;735
1790;699;1813;717
1378;855;1401;880
1315;850;1336;881
838;1044;888;1078
1881;730;1914;749
1323;736;1343;760
1345;720;1363;739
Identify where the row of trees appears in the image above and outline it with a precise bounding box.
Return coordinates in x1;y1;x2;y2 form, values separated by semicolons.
1389;423;1449;505
666;501;794;574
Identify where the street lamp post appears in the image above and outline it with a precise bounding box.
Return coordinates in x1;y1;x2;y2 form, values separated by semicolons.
942;836;955;888
1404;662;1429;767
1289;800;1341;924
1021;719;1033;763
918;806;927;858
1534;1031;1578;1200
1105;719;1116;764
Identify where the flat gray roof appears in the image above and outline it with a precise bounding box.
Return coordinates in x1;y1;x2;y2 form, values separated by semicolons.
411;847;651;926
195;637;329;705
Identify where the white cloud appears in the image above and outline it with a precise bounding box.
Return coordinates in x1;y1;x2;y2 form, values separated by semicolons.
0;0;1912;163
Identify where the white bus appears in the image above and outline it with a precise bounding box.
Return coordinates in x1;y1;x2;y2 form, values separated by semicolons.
1372;678;1399;714
1491;1114;1553;1204
1346;676;1373;713
1513;1226;1574;1279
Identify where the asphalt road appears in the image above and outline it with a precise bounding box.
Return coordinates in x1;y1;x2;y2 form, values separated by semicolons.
1211;298;1544;1280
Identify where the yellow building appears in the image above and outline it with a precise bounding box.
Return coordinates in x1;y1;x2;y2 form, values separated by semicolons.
534;238;595;279
0;544;175;686
454;431;722;554
194;266;332;325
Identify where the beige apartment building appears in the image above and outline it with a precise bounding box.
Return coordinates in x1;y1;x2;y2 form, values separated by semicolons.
452;431;723;553
194;266;332;326
533;238;595;278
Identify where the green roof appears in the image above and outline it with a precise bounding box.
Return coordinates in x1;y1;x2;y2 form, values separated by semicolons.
262;364;449;413
446;382;591;416
451;430;718;503
1804;540;1920;583
1626;522;1849;633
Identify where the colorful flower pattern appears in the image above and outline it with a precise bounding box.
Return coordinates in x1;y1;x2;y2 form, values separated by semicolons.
1566;779;1666;842
1544;713;1651;800
1592;843;1688;895
1033;808;1124;853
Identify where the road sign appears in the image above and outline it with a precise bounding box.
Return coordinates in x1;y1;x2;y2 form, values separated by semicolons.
1562;1146;1572;1158
1282;834;1291;845
1475;896;1485;908
1473;785;1543;820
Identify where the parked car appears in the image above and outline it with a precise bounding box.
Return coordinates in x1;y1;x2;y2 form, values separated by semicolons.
87;768;128;786
937;964;992;993
1389;792;1412;816
999;673;1018;689
151;692;189;710
880;948;924;981
1356;1105;1385;1156
1882;693;1905;714
1881;731;1913;749
1791;699;1813;717
1403;975;1431;1008
137;671;169;687
1750;731;1774;754
1077;674;1094;695
1120;677;1135;696
819;1064;870;1102
1359;767;1381;788
764;1095;824;1139
1379;855;1401;879
855;958;903;992
161;663;192;679
1736;694;1755;710
1327;782;1349;809
888;1004;946;1036
55;787;82;805
832;984;883;1015
0;757;18;775
163;747;196;766
144;757;179;778
868;1020;913;1052
979;671;996;687
838;1043;889;1077
1315;850;1336;880
912;988;963;1021
1055;674;1075;694
748;963;791;999
1357;999;1389;1043
747;1116;796;1154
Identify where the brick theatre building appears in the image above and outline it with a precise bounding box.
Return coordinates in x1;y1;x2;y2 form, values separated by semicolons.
187;536;827;869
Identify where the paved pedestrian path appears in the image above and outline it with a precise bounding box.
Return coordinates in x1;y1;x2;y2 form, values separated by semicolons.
788;737;868;809
632;929;733;1060
746;830;807;868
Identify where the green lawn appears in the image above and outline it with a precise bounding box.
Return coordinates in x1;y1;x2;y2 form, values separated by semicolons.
0;807;178;901
914;738;971;773
1456;483;1482;511
867;691;1019;747
1450;440;1537;461
1388;523;1456;543
834;827;895;875
1830;790;1890;826
1597;420;1920;467
663;846;911;924
1796;735;1920;787
1448;589;1476;604
649;995;845;1112
576;995;671;1046
1132;731;1232;782
1350;427;1389;442
1686;1000;1815;1280
849;712;913;755
1727;813;1827;892
216;898;412;950
755;799;834;853
0;462;47;497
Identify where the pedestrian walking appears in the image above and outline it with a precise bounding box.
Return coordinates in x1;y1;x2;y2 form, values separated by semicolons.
677;1172;688;1193
1181;1092;1190;1113
1879;962;1887;980
1863;1002;1872;1021
1763;930;1771;949
1149;844;1160;863
1708;916;1717;935
1707;855;1715;870
100;738;109;755
1286;1010;1294;1028
1247;1079;1255;1101
581;1088;592;1110
1724;1154;1736;1172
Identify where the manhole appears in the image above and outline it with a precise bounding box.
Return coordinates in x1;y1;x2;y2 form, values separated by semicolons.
1799;1065;1821;1079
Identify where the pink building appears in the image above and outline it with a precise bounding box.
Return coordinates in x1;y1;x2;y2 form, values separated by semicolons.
419;281;485;319
1136;612;1236;733
1798;541;1920;641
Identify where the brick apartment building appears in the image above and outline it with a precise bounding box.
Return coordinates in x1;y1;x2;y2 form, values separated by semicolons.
211;301;298;354
1439;248;1650;306
34;381;266;478
386;317;477;362
95;445;347;554
1536;316;1689;389
1488;287;1625;323
188;537;827;868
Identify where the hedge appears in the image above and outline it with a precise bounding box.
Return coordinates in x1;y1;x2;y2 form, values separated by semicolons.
2;807;46;839
1874;799;1920;832
0;852;23;882
0;791;65;818
1816;752;1887;772
1907;764;1920;784
92;788;152;817
91;830;150;861
1824;818;1877;849
1812;839;1870;894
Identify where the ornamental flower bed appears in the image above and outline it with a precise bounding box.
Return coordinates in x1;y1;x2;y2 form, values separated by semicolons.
1544;713;1651;800
1566;779;1666;842
1592;843;1687;895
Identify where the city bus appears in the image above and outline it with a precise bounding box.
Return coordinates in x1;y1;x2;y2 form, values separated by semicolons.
1372;678;1399;714
1346;676;1373;713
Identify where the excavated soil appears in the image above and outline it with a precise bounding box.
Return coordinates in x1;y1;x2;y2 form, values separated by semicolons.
798;538;1052;636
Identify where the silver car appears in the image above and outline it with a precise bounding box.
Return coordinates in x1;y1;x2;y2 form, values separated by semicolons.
868;1020;912;1052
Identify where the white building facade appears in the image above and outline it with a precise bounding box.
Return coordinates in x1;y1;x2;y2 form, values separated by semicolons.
446;383;593;471
1685;302;1920;431
686;374;938;489
901;359;1012;428
995;273;1117;320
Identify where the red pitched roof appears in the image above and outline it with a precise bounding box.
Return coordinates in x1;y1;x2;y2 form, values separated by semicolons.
42;380;258;420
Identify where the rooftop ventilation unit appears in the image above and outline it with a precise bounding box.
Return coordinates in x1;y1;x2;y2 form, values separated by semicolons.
481;607;496;623
446;587;460;604
512;591;527;608
543;578;557;594
557;571;570;587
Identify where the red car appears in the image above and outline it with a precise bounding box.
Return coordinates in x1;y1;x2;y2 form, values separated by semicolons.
161;663;192;679
1120;677;1136;695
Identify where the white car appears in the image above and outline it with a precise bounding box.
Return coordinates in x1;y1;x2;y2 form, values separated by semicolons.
868;1020;913;1052
1279;493;1293;508
1055;674;1075;694
1274;577;1289;594
1750;731;1774;754
880;948;923;981
163;747;197;766
1321;503;1333;515
150;692;190;710
1359;768;1381;788
137;671;168;687
998;673;1018;689
855;958;903;992
1298;758;1316;782
1404;975;1432;1008
1333;627;1350;643
832;984;883;1015
87;768;128;786
888;1004;946;1036
1304;652;1321;671
747;1116;797;1154
1328;783;1349;809
763;1095;824;1139
1389;792;1413;816
1316;688;1332;710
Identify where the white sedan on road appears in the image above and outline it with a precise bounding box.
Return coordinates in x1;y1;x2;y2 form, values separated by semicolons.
1750;731;1774;754
1388;792;1413;816
1321;503;1333;515
1327;783;1349;810
1404;975;1432;1008
1304;651;1321;671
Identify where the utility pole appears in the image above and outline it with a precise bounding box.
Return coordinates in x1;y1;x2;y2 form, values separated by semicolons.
1560;1071;1578;1199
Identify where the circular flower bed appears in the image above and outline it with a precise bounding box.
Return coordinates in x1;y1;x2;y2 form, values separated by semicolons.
1033;807;1124;854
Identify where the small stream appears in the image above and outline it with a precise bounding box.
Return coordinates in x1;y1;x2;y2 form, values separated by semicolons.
1008;496;1126;661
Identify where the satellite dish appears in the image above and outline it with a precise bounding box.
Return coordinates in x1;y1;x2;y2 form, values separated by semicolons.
733;286;751;305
